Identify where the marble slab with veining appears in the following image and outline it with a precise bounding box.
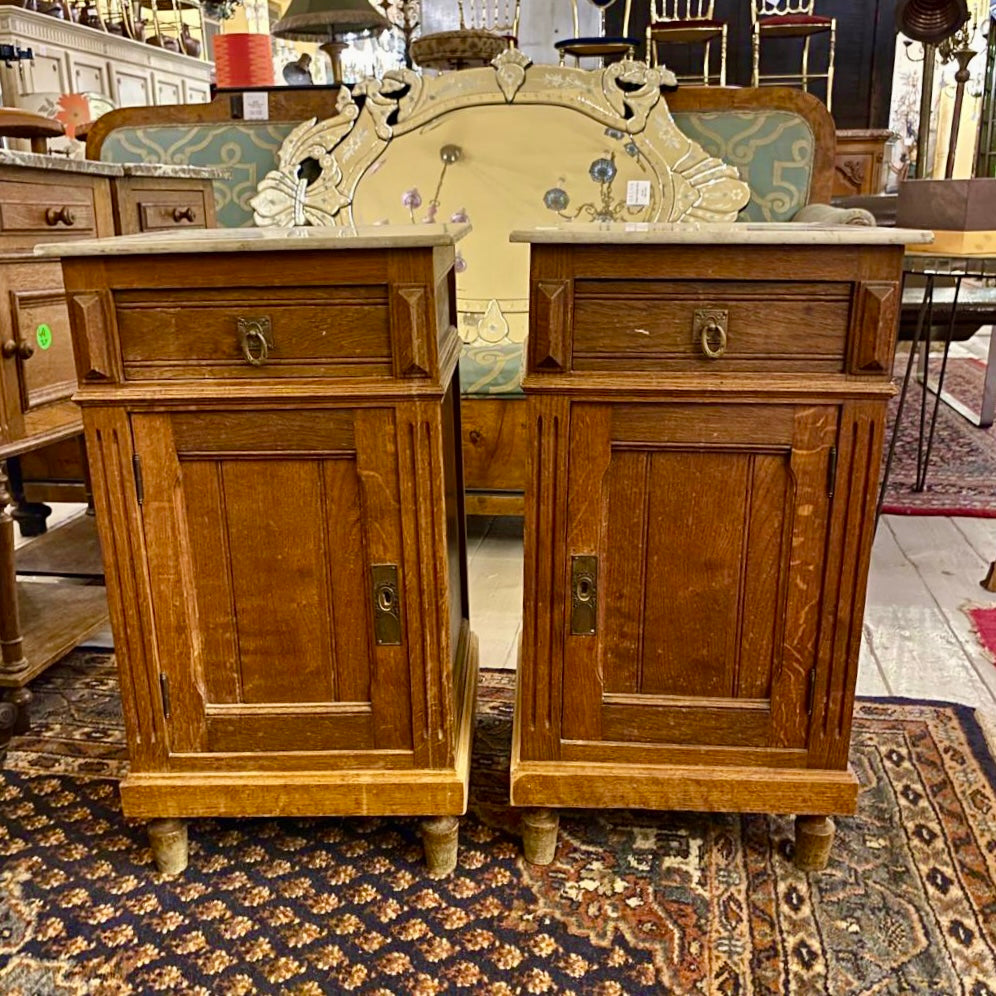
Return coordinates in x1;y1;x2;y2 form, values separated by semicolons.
510;221;935;247
0;149;231;182
35;223;472;257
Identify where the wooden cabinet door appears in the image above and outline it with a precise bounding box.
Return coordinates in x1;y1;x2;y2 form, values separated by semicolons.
130;407;415;759
560;402;838;759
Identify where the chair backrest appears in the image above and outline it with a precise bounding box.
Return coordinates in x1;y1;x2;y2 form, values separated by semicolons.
569;0;634;38
652;0;716;22
458;0;521;35
753;0;816;20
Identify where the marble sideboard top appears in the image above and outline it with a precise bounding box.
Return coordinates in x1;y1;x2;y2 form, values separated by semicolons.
509;222;934;246
0;149;124;176
0;149;231;181
36;223;472;258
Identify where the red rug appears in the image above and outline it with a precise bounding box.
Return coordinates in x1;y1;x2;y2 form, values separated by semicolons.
883;356;996;517
968;603;996;662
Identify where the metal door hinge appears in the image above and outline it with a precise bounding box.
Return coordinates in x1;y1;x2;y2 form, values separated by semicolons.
132;454;144;505
806;668;817;716
570;555;598;636
159;673;171;719
827;446;838;500
371;564;402;646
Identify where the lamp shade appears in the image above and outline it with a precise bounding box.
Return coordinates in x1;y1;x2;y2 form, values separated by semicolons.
271;0;390;40
895;0;969;44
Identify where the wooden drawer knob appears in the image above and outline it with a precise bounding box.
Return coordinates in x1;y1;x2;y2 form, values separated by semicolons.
1;339;34;361
172;206;196;223
45;205;76;227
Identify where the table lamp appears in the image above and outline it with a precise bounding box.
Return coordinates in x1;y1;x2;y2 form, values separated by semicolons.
272;0;390;84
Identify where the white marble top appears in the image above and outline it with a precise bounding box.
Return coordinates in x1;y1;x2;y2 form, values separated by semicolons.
0;150;230;181
35;223;472;258
509;222;934;246
0;149;124;177
120;162;231;180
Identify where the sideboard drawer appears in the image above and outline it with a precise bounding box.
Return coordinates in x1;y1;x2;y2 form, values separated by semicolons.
117;185;211;234
0;180;97;243
571;280;851;371
114;286;393;380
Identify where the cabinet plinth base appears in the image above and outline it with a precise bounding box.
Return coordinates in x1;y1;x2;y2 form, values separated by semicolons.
121;633;479;816
510;756;859;817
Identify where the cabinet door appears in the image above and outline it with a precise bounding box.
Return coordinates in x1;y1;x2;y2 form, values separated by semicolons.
560;402;837;759
130;408;415;758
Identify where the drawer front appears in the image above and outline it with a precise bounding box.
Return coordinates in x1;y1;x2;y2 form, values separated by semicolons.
571;280;851;371
115;286;393;380
117;184;212;234
0;261;76;438
0;180;97;242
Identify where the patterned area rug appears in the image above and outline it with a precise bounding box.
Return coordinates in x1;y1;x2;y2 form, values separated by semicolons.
883;356;996;516
3;652;996;995
967;604;996;667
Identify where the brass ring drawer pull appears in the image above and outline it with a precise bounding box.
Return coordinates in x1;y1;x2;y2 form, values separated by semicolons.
45;206;76;227
2;339;34;361
694;309;729;360
238;316;272;367
700;319;727;359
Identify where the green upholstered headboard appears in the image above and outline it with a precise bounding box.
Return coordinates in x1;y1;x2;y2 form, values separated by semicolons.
97;109;818;228
99;123;298;229
672;110;815;223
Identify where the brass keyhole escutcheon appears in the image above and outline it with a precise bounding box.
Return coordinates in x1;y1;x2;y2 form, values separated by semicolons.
237;317;273;368
371;564;402;646
570;556;598;636
693;308;729;360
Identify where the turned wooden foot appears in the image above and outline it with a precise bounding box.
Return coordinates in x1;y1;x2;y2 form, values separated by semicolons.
793;815;835;871
11;502;51;538
5;687;32;736
982;561;996;592
0;700;16;762
148;818;188;874
420;816;459;876
521;808;559;865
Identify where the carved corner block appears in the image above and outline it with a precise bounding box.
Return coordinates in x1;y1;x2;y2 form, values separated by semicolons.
530;280;571;372
391;283;434;379
69;292;117;382
849;282;899;375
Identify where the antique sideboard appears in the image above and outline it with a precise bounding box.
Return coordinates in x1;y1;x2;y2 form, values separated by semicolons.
41;224;478;876
509;222;931;871
0;151;221;749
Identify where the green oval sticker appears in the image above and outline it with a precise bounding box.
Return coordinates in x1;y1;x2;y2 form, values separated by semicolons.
35;324;52;350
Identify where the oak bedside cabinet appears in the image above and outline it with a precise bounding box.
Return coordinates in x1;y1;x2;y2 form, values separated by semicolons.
509;222;931;871
40;224;478;876
0;154;222;743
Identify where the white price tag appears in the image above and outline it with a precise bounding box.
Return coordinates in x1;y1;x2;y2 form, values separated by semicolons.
626;180;651;207
242;92;269;121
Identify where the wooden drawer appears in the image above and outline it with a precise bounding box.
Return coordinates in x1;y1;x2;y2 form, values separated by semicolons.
0;180;97;244
571;280;852;372
113;181;214;235
114;285;393;380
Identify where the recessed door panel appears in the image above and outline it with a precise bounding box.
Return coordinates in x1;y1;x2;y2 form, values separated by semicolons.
132;408;413;757
562;402;836;754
